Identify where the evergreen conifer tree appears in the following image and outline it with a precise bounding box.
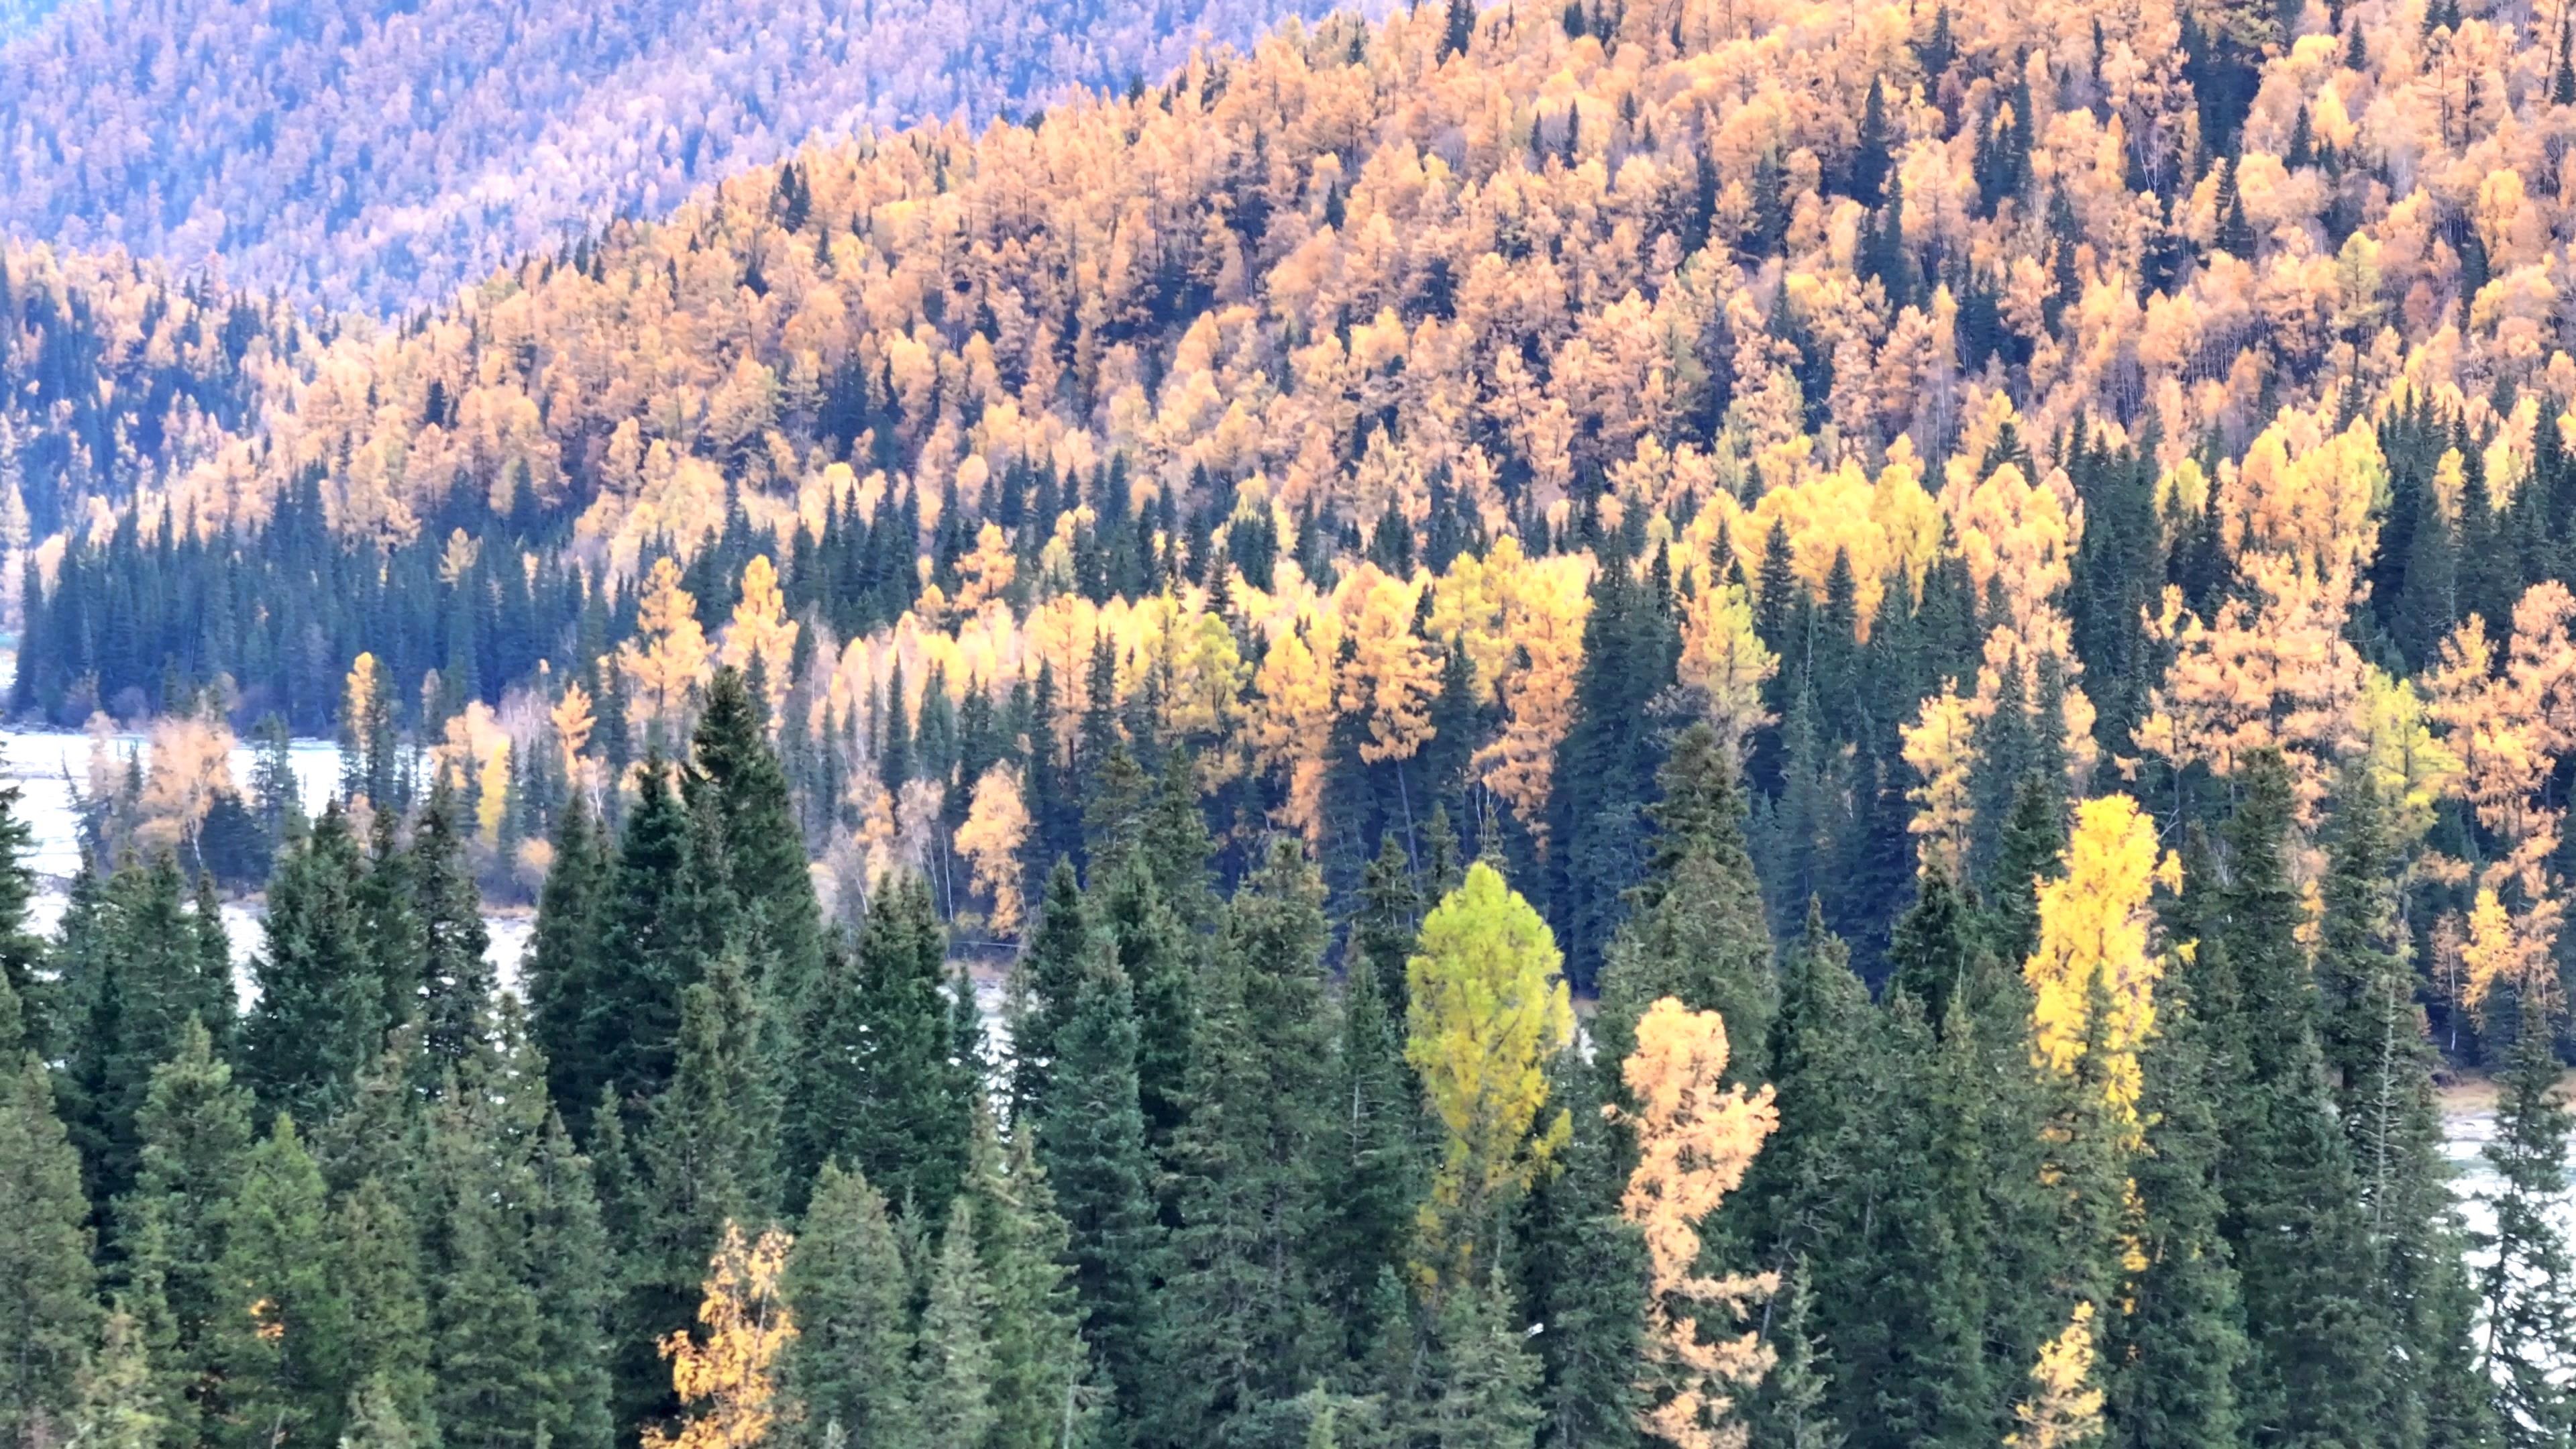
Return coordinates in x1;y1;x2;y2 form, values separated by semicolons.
782;1164;920;1449
244;802;382;1124
0;972;96;1449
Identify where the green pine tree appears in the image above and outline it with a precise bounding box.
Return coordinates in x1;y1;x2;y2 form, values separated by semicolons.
916;1194;999;1449
113;1018;255;1446
2210;753;2390;1446
786;873;973;1219
1596;721;1775;1087
0;981;97;1449
527;792;614;1133
782;1164;920;1449
620;945;784;1431
1034;946;1165;1434
213;1114;355;1449
409;777;495;1076
686;667;827;1017
2477;1003;2576;1449
243;802;383;1125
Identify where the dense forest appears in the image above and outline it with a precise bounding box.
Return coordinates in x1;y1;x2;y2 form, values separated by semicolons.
0;0;1383;312
7;0;2576;1442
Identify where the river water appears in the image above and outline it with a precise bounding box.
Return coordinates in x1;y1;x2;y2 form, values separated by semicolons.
0;724;534;991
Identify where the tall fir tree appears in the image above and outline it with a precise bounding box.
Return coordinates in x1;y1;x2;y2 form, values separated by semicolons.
243;802;382;1124
2210;754;2390;1446
685;667;826;1017
0;972;96;1449
1596;721;1776;1086
785;873;973;1220
781;1164;920;1449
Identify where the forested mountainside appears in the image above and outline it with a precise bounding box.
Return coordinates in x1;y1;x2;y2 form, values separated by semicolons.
0;243;305;539
0;0;1366;313
16;0;2576;1446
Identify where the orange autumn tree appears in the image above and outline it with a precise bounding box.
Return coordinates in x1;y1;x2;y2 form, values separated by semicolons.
645;1222;797;1449
722;554;799;714
1610;997;1779;1449
623;555;712;736
953;763;1032;935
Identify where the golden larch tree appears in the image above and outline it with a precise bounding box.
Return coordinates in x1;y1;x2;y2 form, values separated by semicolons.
1900;682;1978;879
953;763;1032;936
722;555;800;713
1611;997;1779;1449
623;556;712;733
2025;795;2171;1147
644;1222;798;1449
2006;1303;2104;1449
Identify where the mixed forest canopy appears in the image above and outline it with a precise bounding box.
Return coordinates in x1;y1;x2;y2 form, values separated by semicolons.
9;0;2576;1443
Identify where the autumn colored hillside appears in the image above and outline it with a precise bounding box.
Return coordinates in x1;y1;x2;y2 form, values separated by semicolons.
26;0;2576;956
0;0;1371;313
20;0;2576;1443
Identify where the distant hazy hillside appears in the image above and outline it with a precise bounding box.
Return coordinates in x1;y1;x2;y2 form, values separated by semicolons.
0;0;1356;312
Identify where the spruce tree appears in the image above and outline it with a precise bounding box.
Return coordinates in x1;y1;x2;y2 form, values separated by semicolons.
70;1309;168;1449
1096;858;1197;1165
582;757;706;1116
113;1019;254;1446
243;802;382;1124
1596;722;1775;1085
1421;1267;1544;1449
916;1195;999;1449
686;667;826;1014
2477;1002;2575;1449
2316;772;2498;1448
1156;841;1338;1441
786;874;972;1219
1316;957;1424;1355
59;855;239;1212
327;1176;437;1446
0;975;96;1449
1744;903;1872;1269
214;1115;354;1449
965;1113;1097;1449
421;1012;612;1449
527;792;612;1133
2211;754;2389;1446
2102;979;2245;1449
782;1165;920;1449
1009;861;1097;1128
1519;1057;1646;1449
621;946;783;1430
409;777;494;1075
1034;947;1165;1434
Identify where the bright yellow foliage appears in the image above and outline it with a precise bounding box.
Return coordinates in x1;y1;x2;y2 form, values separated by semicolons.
1612;998;1778;1449
722;554;799;712
1249;616;1340;841
1336;564;1438;765
1407;861;1574;1279
553;679;596;777
2006;1303;2104;1449
1474;552;1591;844
1900;683;1978;879
1677;575;1776;768
645;1221;796;1449
954;763;1032;936
2025;796;2167;1148
623;556;712;731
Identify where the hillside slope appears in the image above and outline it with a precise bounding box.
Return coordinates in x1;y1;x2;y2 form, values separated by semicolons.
0;0;1363;311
